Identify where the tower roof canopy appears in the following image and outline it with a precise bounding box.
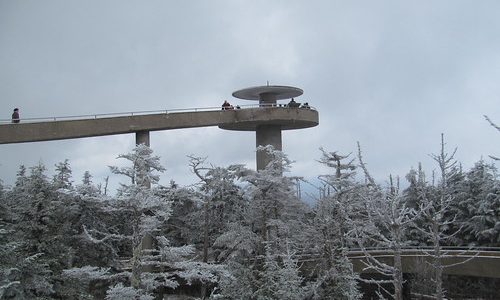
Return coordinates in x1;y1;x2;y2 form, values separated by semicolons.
232;85;303;101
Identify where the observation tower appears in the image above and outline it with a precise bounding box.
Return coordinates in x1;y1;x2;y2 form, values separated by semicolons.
219;85;318;170
0;84;318;172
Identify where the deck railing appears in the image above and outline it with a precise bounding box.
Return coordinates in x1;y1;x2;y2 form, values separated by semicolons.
0;103;316;124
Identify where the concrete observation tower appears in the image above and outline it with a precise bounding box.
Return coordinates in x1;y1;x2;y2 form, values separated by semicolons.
0;84;318;172
219;85;318;170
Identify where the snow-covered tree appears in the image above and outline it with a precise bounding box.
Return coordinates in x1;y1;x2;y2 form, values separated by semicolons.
53;159;73;190
239;146;310;252
75;170;101;196
109;144;165;187
0;179;22;299
356;178;415;300
307;255;362;300
210;146;312;299
188;156;247;263
105;282;154;300
157;180;200;247
484;115;500;160
410;135;472;300
66;145;226;298
351;144;418;300
315;149;360;254
455;160;500;246
310;148;362;300
1;162;79;298
13;165;29;192
403;163;432;245
253;243;307;300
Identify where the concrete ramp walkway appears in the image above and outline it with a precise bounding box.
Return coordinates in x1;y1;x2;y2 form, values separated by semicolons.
0;106;318;144
297;248;500;278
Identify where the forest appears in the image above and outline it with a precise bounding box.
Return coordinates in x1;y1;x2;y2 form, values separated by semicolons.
1;131;499;299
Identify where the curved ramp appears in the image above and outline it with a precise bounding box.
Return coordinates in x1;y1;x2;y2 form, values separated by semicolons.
348;249;500;278
0;107;319;144
298;248;500;278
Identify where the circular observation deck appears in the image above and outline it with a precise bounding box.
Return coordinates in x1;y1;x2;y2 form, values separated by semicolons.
222;85;318;131
218;107;318;131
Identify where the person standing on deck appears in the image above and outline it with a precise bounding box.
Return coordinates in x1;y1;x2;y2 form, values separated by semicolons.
11;108;20;123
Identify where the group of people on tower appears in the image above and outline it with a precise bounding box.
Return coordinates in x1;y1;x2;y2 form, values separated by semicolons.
288;98;310;108
222;99;311;110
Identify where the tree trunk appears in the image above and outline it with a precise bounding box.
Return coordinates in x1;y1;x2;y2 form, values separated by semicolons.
203;201;209;262
433;221;443;300
393;249;403;300
393;227;404;300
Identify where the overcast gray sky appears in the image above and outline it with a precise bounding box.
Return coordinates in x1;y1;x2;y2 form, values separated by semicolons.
1;1;499;193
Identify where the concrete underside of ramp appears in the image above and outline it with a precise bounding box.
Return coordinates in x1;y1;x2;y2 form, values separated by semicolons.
348;250;500;278
0;107;319;144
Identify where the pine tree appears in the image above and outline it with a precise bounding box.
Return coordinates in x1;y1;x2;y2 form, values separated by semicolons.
484;115;500;160
411;135;471;300
188;156;246;262
157;180;199;247
1;162;78;298
210;146;311;299
253;243;307;300
310;148;362;300
0;179;23;298
239;146;309;253
75;170;101;196
65;145;226;298
454;160;500;246
14;165;29;192
53;159;73;190
403;163;432;246
352;144;418;300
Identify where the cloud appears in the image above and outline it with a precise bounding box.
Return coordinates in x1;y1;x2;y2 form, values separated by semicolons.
1;1;499;192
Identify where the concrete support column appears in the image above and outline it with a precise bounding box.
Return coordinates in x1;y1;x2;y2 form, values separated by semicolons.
259;93;277;107
135;130;150;147
256;125;282;170
135;131;151;189
135;130;153;258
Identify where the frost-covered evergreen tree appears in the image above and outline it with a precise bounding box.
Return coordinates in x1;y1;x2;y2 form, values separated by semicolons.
75;170;101;197
14;165;29;191
188;156;247;263
310;148;362;300
352;144;418;300
307;256;362;300
453;160;500;246
1;162;79;298
484;115;500;160
410;135;471;300
65;145;226;298
53;159;73;190
212;242;307;300
356;177;414;300
157;180;199;247
253;243;307;300
403;163;433;246
210;146;311;299
0;179;22;299
239;146;310;252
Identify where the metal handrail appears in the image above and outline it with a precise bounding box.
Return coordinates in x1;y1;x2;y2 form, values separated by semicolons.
249;247;500;263
0;103;317;124
346;246;500;252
